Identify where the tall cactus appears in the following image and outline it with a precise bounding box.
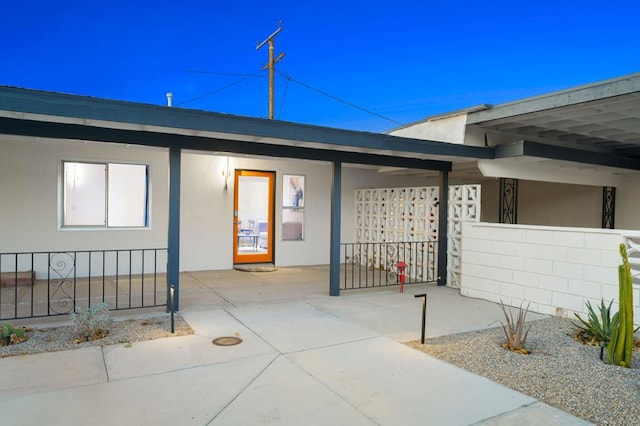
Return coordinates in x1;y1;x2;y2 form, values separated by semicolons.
607;244;634;367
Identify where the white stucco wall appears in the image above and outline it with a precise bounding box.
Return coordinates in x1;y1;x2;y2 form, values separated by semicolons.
0;136;169;253
615;178;640;230
461;222;640;322
179;153;334;271
1;136;436;275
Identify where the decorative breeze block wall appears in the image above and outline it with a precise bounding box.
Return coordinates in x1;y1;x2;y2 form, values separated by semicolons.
354;185;481;287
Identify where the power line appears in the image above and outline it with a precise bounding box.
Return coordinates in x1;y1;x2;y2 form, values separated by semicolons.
277;76;290;119
185;69;266;78
176;68;266;107
278;72;404;126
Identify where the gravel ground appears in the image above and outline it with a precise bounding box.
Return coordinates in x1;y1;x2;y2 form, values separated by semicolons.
0;314;193;358
407;317;640;426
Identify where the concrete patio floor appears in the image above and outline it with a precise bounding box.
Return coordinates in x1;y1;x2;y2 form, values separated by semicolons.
0;266;590;425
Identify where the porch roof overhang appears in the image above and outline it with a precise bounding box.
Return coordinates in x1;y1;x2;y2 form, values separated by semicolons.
0;85;494;172
466;72;640;173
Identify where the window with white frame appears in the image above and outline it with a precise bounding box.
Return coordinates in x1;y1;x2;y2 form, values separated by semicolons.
63;161;149;227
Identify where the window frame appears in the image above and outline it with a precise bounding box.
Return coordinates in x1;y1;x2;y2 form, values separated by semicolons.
61;160;150;229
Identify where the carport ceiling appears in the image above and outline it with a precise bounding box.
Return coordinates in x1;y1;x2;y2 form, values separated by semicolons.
467;73;640;159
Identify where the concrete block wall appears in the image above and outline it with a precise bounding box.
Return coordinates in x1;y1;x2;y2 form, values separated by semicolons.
460;222;640;321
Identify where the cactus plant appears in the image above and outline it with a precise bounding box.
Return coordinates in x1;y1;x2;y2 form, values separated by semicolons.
1;322;27;345
574;299;620;345
607;244;634;367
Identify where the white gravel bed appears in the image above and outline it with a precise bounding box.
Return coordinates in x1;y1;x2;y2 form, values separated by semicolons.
1;314;192;357
407;317;640;426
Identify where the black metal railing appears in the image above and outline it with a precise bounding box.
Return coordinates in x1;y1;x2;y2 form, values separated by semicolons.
0;248;168;320
340;241;437;290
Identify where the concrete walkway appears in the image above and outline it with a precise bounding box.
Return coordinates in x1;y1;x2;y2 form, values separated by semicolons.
0;267;590;425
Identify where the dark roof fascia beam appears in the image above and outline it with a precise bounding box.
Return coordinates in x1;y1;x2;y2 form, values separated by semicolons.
0;117;452;171
495;140;640;171
0;86;492;161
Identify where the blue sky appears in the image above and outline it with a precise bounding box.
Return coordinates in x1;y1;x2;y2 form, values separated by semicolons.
3;1;640;132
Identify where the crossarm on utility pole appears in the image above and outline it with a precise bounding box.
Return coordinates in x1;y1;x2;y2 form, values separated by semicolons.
256;22;286;119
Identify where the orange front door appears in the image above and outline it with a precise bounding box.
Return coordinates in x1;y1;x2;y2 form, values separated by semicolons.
233;170;275;264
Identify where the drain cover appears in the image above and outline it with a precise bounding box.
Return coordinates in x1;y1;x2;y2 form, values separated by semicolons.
212;336;243;346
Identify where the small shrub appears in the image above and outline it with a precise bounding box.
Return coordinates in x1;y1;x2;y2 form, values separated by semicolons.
1;322;28;346
497;300;531;354
574;299;619;345
70;302;113;341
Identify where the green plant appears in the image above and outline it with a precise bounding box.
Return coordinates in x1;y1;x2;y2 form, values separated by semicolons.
1;322;27;345
70;302;113;341
497;300;532;354
574;299;620;345
607;244;634;367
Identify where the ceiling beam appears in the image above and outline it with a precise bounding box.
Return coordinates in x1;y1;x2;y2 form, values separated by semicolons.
0;117;453;171
495;141;640;171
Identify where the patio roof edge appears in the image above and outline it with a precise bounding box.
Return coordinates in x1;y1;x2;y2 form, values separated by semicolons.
0;85;492;160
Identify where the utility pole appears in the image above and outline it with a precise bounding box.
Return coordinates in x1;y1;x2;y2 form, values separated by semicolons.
256;22;285;119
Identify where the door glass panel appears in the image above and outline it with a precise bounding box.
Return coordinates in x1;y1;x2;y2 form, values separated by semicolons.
236;175;270;258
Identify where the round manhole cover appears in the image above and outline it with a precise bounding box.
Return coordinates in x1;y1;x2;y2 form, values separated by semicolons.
212;336;243;346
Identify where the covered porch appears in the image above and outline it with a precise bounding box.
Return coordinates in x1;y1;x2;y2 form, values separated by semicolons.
0;86;491;318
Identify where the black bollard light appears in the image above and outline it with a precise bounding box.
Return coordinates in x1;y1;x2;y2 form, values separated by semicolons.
169;284;175;334
414;293;427;344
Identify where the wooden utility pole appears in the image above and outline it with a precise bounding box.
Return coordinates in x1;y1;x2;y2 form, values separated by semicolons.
256;23;285;119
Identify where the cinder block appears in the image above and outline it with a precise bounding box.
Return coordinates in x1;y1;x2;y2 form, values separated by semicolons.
500;282;525;299
534;303;557;316
464;277;501;295
526;229;554;245
472;239;495;254
461;250;478;265
513;270;540;287
552;261;584;280
524;287;553;304
462;237;477;252
501;228;527;242
553;231;585;248
492;241;522;256
524;258;553;275
584;232;623;249
474;225;502;240
602;250;622;268
539;275;568;292
601;284;618;303
582;265;617;285
522;244;568;261
461;222;477;239
552;292;585;313
490;267;513;283
500;255;525;271
568;279;602;299
567;248;602;266
472;264;492;279
476;252;501;267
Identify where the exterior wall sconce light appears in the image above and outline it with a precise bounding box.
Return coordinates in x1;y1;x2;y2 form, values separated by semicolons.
221;156;231;191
